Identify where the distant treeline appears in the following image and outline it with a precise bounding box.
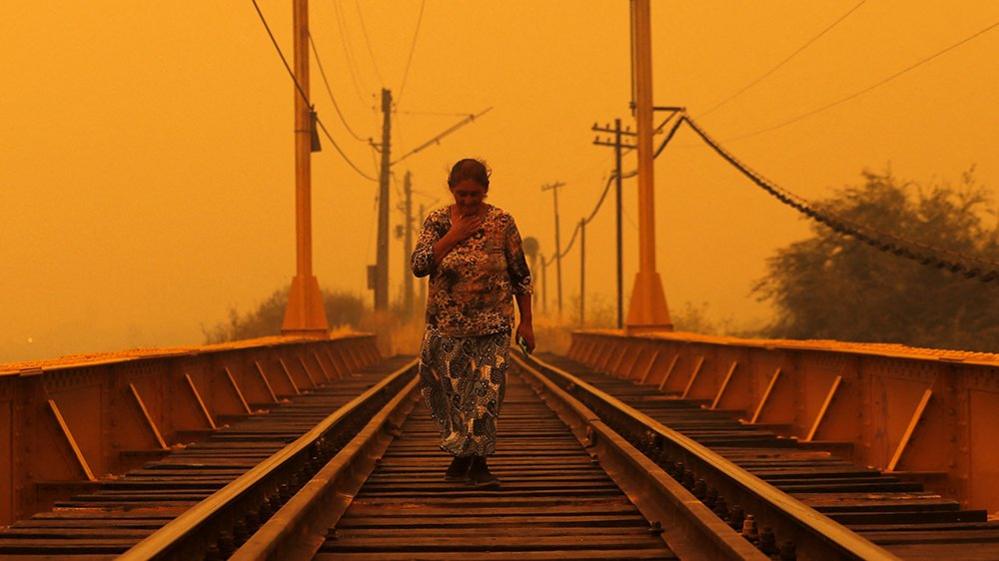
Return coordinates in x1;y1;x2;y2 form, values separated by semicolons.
201;288;367;343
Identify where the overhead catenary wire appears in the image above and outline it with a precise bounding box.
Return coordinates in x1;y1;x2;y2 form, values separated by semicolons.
391;108;493;166
250;0;376;182
618;112;685;180
697;0;866;119
353;0;386;86
308;32;370;142
394;110;475;117
331;0;370;104
682;114;999;282
396;0;427;106
725;19;999;142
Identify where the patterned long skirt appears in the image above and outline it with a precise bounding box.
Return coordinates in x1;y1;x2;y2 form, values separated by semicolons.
418;329;509;457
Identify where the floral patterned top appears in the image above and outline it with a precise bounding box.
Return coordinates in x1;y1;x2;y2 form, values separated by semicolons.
411;204;533;337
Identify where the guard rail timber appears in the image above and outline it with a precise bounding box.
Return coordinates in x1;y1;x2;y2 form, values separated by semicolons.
0;333;381;526
569;329;999;510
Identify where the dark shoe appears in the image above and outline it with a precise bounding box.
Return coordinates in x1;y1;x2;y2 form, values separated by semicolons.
444;455;472;481
466;455;500;489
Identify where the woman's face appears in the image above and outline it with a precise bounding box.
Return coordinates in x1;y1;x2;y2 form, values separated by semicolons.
450;179;487;215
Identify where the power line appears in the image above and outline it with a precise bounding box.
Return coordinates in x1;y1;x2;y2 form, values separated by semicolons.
618;112;685;180
394;109;472;117
251;0;310;107
391;107;493;166
353;0;386;86
396;0;427;106
331;0;369;104
683;114;999;283
250;0;376;182
308;32;370;142
726;19;999;142
698;0;866;119
314;113;378;181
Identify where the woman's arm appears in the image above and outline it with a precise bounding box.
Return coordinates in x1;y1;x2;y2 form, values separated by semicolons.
515;292;535;352
505;216;536;351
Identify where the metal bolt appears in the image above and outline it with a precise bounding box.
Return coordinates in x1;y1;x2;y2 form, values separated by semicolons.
203;544;224;561
712;495;728;520
759;527;777;555
741;515;758;544
704;486;717;508
682;469;696;490
693;478;707;499
217;531;236;557
233;519;250;545
728;505;744;531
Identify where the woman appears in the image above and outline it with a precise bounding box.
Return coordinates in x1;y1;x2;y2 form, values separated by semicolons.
411;158;535;488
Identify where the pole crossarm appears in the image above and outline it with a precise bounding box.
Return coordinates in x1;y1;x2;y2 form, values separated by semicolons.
594;138;637;149
542;181;568;315
391;107;493;166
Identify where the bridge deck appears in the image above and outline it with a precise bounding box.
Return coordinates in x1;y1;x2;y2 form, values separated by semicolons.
540;353;999;561
316;372;675;560
3;350;999;560
0;356;412;559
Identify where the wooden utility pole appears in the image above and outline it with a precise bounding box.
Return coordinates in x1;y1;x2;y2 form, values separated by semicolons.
402;171;414;317
374;88;392;311
627;0;672;331
281;0;330;335
612;119;624;329
541;182;566;317
593;118;635;330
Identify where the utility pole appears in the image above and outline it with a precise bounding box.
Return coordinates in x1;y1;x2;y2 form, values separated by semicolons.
282;0;330;336
374;88;392;311
627;0;672;331
541;182;566;317
402;171;414;317
593;119;635;330
579;218;586;326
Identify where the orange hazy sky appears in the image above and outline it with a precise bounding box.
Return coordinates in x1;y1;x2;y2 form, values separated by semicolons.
2;1;997;361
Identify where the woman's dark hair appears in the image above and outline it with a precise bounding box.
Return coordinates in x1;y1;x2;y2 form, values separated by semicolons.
447;158;490;189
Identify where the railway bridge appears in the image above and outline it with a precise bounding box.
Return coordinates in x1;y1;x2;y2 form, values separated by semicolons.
5;0;998;559
0;329;997;560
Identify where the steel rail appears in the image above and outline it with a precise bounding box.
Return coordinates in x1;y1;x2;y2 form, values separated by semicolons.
117;358;419;561
229;376;420;560
519;352;901;561
513;354;767;561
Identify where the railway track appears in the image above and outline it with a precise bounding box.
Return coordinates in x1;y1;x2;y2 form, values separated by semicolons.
529;352;999;561
0;355;414;560
2;349;996;560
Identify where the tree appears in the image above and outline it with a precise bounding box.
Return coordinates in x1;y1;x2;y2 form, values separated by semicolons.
202;287;367;343
754;167;999;352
